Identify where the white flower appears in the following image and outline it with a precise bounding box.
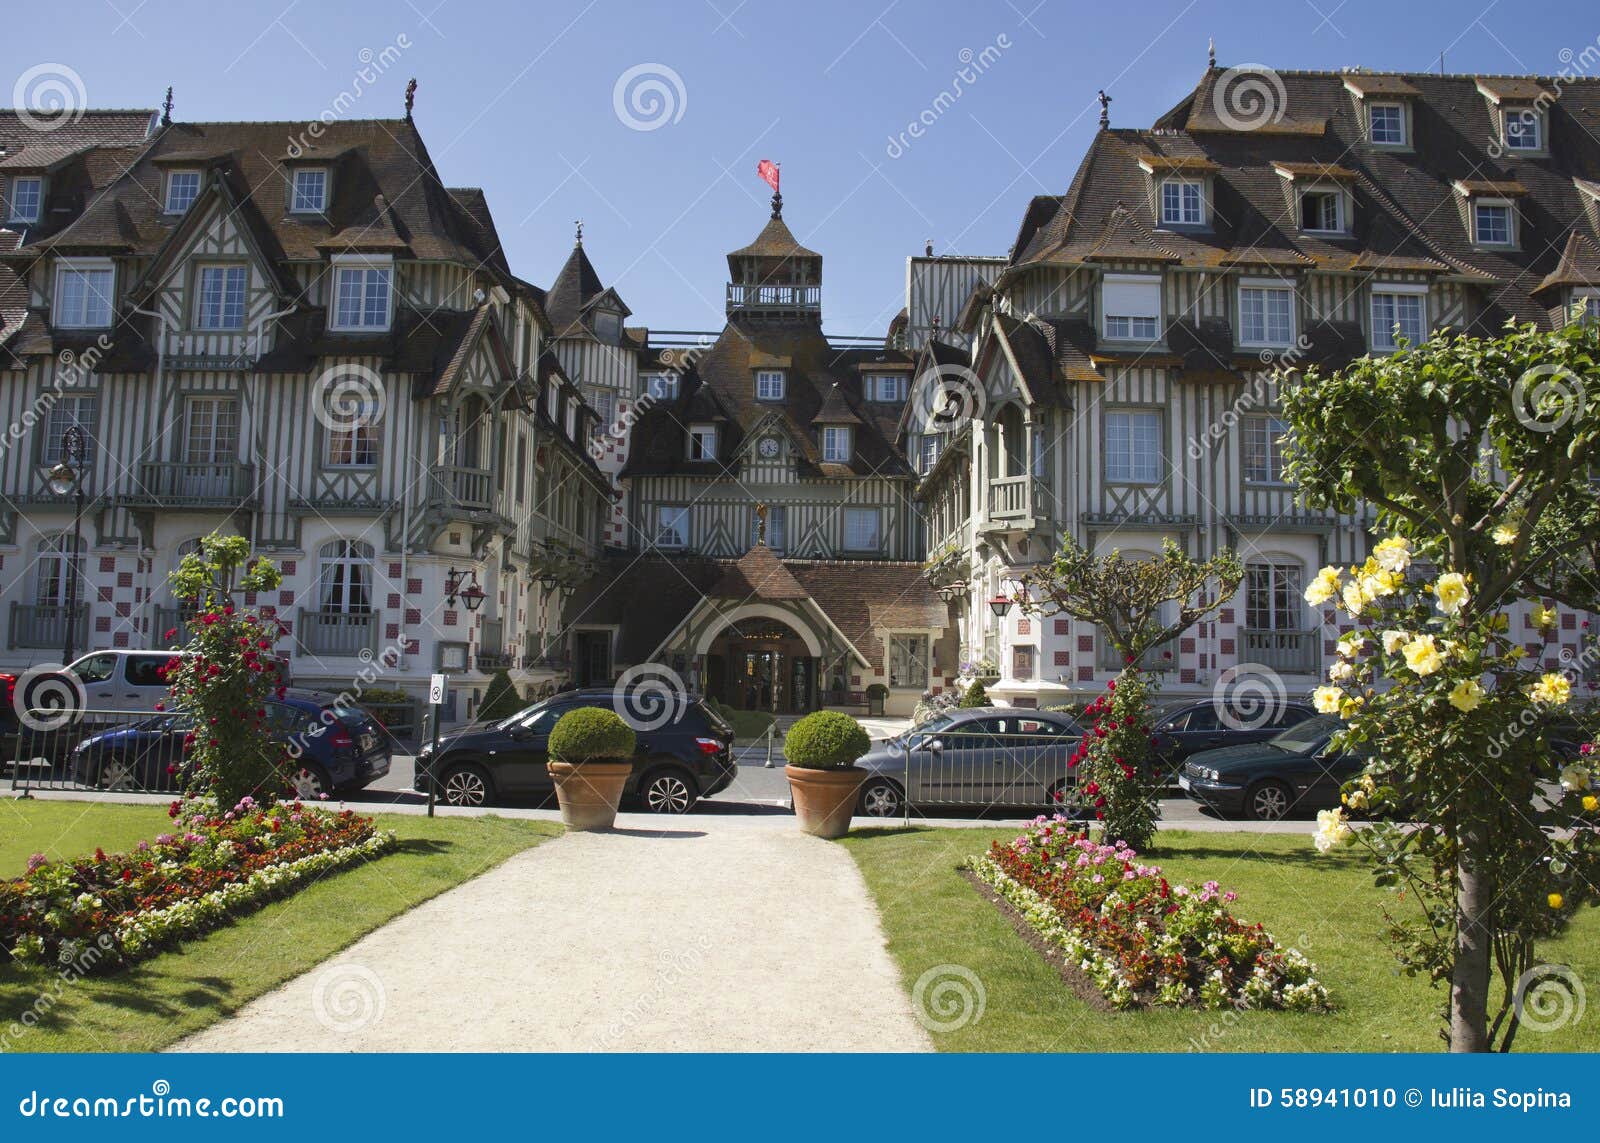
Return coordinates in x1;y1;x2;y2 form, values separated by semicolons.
1560;763;1591;792
1434;572;1470;617
1492;525;1517;547
1381;629;1408;655
1328;660;1355;683
1313;685;1344;714
1313;808;1352;853
1372;537;1412;573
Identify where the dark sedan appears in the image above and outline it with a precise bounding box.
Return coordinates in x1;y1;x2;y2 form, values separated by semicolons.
1177;714;1366;821
1150;697;1319;781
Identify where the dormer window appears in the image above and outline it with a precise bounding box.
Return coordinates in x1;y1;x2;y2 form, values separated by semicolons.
164;170;201;215
1299;188;1345;233
644;372;679;400
1504;108;1543;152
53;259;115;329
755;370;785;401
865;374;906;402
1368;103;1406;146
8;176;42;224
1159;179;1204;226
1472;199;1515;247
1571;290;1600;326
593;310;621;340
291;168;328;213
688;424;718;461
195;265;248;330
330;257;393;331
821;425;853;462
1101;274;1162;342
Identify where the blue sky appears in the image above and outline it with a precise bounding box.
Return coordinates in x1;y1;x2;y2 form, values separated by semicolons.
10;0;1585;334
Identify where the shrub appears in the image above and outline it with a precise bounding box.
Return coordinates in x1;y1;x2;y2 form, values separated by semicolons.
958;679;989;708
784;710;871;769
357;686;410;705
478;669;526;722
548;706;636;764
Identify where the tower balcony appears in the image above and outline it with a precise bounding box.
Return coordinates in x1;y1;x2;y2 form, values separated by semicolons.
726;282;821;318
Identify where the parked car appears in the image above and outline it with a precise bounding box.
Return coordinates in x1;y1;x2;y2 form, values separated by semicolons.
1177;714;1365;821
1150;697;1319;780
855;707;1085;818
68;689;391;797
413;688;737;812
67;650;190;714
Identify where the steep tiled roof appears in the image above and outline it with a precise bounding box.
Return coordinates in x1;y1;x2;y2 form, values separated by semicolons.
544;240;611;335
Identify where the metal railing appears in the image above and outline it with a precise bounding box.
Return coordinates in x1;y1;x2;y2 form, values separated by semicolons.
428;465;494;511
153;604;198;647
476;619;514;671
297;608;378;657
1095;640;1178;672
126;462;255;504
726;282;821;312
1240;628;1320;674
8;602;87;651
6;708;190;795
895;728;1084;815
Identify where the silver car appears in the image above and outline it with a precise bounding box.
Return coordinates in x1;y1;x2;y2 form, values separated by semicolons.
855;707;1085;817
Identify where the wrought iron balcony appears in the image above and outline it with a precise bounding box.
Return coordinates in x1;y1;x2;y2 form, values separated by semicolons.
1240;628;1321;674
124;462;256;506
1095;640;1177;672
476;618;514;671
8;603;86;651
297;608;378;657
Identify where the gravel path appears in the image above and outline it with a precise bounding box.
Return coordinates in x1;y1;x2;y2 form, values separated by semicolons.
174;819;932;1052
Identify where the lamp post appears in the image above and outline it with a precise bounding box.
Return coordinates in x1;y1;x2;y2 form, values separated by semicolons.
46;425;87;664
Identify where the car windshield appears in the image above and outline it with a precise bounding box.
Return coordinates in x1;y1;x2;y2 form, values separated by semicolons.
1269;714;1340;755
497;704;548;731
900;713;958;740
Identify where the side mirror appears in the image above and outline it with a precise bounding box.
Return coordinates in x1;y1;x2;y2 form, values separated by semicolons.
928;738;944;755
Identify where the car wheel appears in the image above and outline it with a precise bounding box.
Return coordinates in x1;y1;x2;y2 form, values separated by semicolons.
859;777;903;818
285;763;333;800
641;767;696;814
438;762;493;807
100;755;139;791
1246;779;1294;822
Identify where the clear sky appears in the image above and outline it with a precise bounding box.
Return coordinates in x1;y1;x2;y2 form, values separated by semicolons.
9;0;1587;335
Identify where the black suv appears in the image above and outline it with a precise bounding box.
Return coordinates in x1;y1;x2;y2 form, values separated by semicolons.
413;688;737;812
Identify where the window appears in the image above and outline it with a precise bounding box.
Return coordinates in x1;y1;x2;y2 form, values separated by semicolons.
184;396;240;468
755;370;785;401
42;395;98;465
645;373;679;400
1242;415;1289;484
688;423;717;460
515;433;528;502
164;170;201;214
821;425;853;462
1011;645;1036;681
1369;103;1406;146
1371;287;1426;350
1239;284;1295;346
1473;201;1513;246
53;262;114;328
318;540;373;613
564;397;577;439
889;635;929;688
1104;410;1162;483
291;168;328;212
751;505;787;551
588;388;615;437
865;374;907;402
1246;563;1303;631
331;262;392;330
593;311;621;340
1572;291;1600;326
324;392;379;468
1504;108;1542;151
654;505;690;548
35;533;81;607
844;507;882;551
1299;189;1343;233
1101;274;1161;341
918;435;940;472
8;176;42;223
1160;179;1204;225
195;265;248;330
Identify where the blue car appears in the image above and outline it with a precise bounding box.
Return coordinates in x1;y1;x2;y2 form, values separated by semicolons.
69;689;391;799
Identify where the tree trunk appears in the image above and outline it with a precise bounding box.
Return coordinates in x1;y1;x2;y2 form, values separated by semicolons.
1449;836;1491;1052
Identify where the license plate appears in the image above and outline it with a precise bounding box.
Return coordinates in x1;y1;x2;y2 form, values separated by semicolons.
1178;775;1192;791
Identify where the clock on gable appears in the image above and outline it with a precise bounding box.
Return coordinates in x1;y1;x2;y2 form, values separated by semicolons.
757;436;781;459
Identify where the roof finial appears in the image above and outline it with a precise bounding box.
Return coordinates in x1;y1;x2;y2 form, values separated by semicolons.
1097;89;1113;130
404;78;417;122
771;190;783;219
1208;38;1216;70
574;219;583;247
925;239;934;256
161;86;173;127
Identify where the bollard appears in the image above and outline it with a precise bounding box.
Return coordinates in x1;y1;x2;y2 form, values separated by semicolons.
764;721;775;768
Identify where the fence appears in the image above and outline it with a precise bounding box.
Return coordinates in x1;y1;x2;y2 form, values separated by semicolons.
892;726;1084;819
6;708;191;795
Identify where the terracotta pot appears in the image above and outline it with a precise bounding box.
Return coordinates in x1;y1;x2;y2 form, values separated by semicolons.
547;759;634;831
785;764;867;839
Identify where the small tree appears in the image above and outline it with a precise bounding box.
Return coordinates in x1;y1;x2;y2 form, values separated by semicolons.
1020;538;1243;850
164;534;288;810
1282;320;1600;1052
958;679;989;708
478;669;525;722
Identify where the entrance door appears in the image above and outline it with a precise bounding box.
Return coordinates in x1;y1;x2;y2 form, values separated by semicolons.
737;649;779;711
574;632;612;687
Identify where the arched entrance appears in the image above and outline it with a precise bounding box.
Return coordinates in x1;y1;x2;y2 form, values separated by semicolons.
704;615;819;714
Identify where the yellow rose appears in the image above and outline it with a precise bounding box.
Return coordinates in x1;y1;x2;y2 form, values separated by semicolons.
1372;536;1411;573
1381;629;1408;654
1304;566;1341;605
1492;525;1517;546
1434;572;1470;616
1336;633;1366;658
1448;679;1484;713
1532;604;1557;631
1313;685;1345;714
1530;673;1572;707
1582;794;1598;812
1341;579;1372;616
1328;660;1355;683
1339;696;1365;719
1548;892;1565;910
1402;635;1442;676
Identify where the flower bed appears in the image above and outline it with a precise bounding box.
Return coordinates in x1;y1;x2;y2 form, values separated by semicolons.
0;799;396;971
969;816;1329;1011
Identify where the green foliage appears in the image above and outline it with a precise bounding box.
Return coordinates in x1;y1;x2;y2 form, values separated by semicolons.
548;706;636;764
355;687;409;705
1075;670;1159;851
707;699;775;743
163;533;289;810
784;710;871;769
958;680;989;708
477;670;525;722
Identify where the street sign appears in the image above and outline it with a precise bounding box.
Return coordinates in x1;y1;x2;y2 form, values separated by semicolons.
428;673;447;705
425;674;448;817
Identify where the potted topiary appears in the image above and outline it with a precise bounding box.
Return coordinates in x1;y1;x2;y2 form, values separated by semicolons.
546;707;637;831
864;682;888;716
783;710;872;838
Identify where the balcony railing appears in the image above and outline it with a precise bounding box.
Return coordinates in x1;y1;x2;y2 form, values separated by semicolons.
1095;640;1177;672
1240;628;1320;674
726;282;821;313
153;605;198;648
125;462;255;505
987;475;1033;522
428;466;494;512
297;608;378;657
8;603;86;651
477;619;514;670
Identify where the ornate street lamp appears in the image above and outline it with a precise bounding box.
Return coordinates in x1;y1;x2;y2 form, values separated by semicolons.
47;425;87;663
444;567;486;611
987;593;1012;619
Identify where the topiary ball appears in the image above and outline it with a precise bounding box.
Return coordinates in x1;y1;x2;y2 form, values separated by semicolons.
784;710;871;770
549;706;636;764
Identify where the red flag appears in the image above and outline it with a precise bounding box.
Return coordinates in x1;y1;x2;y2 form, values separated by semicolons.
756;159;780;193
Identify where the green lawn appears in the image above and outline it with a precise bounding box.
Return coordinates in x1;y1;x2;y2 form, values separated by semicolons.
843;826;1600;1053
0;801;560;1051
